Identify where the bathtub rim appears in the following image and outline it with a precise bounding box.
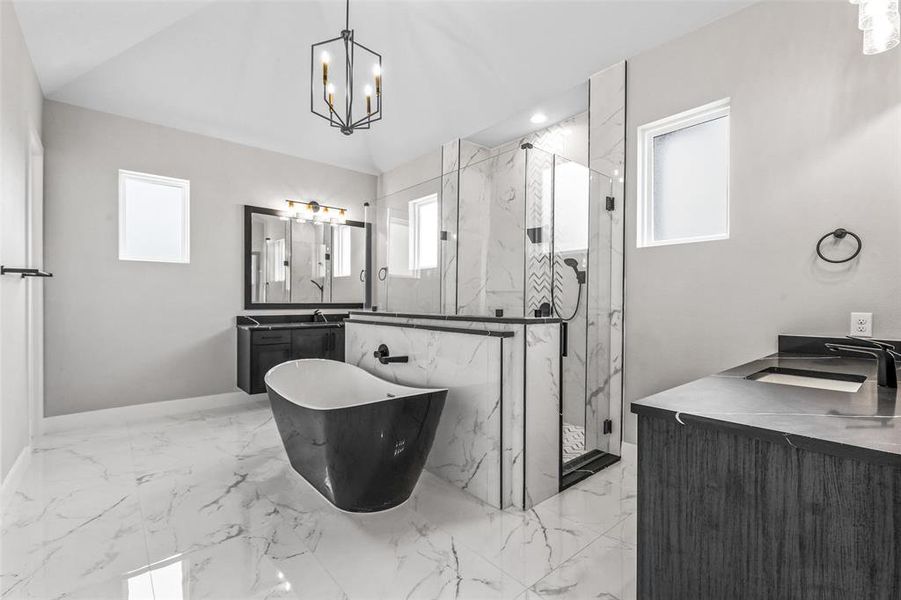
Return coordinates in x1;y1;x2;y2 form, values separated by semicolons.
264;358;448;411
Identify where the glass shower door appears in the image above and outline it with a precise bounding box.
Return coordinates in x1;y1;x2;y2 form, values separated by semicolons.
376;177;443;313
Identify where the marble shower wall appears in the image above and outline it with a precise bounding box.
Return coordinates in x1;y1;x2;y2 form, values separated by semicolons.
440;141;459;315
456;148;526;317
344;321;503;507
585;61;626;455
523;322;562;506
345;314;561;510
525;148;554;316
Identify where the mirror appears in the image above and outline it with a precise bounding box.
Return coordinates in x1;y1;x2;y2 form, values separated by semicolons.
244;205;369;308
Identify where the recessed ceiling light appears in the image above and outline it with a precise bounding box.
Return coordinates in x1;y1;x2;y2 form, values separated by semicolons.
530;112;548;124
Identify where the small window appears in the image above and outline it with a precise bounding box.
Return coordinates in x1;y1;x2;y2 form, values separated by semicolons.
332;226;352;278
409;194;438;271
637;99;730;248
265;238;286;282
119;170;190;263
387;212;412;278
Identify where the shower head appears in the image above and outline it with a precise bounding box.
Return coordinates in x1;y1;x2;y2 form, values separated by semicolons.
563;258;586;284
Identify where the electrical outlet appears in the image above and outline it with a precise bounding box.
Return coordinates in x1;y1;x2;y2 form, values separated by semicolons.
850;312;873;337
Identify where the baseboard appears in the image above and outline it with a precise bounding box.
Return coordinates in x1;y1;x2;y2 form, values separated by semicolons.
40;391;268;435
1;445;32;505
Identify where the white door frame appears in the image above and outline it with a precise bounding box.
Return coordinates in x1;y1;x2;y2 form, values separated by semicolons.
26;130;44;441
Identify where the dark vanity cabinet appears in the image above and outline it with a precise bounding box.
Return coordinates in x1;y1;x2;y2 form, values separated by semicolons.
236;319;346;394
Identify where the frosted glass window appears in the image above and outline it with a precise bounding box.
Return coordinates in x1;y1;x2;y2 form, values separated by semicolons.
637;99;730;248
332;225;352;278
387;212;413;277
409;194;438;271
119;170;190;262
554;161;589;253
265;238;286;282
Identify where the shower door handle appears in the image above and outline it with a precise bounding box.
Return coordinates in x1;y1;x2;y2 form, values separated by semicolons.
561;322;568;357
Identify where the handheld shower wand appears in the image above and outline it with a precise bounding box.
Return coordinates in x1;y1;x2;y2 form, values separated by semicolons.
563;258;586;284
555;258;586;321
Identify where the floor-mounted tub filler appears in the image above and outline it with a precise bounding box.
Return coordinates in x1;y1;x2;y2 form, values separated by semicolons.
265;359;447;512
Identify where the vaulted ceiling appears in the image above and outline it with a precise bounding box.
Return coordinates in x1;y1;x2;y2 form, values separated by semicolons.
14;0;751;174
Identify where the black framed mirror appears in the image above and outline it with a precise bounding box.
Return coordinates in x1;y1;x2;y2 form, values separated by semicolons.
244;205;371;309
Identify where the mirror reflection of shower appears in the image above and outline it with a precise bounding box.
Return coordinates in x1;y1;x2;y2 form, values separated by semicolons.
310;279;324;302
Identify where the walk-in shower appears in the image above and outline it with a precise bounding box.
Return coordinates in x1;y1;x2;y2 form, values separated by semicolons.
373;134;623;484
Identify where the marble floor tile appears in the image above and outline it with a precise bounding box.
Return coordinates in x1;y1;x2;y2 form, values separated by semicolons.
0;402;638;600
411;473;599;588
1;474;150;600
526;535;637;600
267;472;524;600
532;465;636;536
28;432;136;483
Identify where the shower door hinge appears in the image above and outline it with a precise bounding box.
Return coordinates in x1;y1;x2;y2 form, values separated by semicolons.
603;419;613;434
605;196;615;212
440;230;448;241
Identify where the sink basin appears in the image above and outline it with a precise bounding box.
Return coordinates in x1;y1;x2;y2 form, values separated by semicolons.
746;367;866;392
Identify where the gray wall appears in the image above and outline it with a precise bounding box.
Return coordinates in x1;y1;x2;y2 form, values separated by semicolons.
43;101;377;416
1;2;43;480
624;2;901;441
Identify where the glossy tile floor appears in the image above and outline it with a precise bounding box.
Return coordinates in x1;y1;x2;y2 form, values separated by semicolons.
1;400;636;600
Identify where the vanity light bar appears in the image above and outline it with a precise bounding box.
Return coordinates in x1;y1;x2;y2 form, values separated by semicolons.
285;199;348;225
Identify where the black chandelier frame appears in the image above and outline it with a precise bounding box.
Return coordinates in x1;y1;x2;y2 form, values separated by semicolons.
310;0;382;135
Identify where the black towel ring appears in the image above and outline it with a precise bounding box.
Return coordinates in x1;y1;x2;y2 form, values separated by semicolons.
816;228;861;264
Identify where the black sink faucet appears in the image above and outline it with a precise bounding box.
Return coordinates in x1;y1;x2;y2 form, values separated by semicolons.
825;337;901;388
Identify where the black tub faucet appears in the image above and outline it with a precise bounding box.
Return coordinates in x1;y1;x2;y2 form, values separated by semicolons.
825;337;901;388
373;344;409;365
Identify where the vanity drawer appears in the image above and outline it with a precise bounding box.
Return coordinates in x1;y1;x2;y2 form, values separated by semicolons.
252;330;291;345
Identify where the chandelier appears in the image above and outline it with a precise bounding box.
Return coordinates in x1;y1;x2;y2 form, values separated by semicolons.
310;0;382;135
850;0;899;54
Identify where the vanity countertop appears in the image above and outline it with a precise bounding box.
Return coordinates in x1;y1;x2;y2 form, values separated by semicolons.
631;337;901;466
348;310;562;325
237;322;343;331
236;314;348;331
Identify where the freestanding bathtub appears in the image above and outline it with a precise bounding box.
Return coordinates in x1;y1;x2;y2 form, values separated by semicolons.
264;359;447;512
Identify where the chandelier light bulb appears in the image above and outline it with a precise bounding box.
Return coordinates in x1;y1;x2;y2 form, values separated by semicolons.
321;51;330;84
310;0;382;134
372;64;382;95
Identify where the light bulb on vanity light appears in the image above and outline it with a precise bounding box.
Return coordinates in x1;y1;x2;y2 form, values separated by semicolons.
859;0;898;30
530;112;548;124
864;8;900;53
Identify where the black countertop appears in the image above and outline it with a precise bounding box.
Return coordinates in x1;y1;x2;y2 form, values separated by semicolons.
237;322;343;331
348;310;562;324
632;343;901;466
235;314;346;331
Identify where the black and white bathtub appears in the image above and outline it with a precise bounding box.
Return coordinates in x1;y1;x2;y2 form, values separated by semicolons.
264;359;447;512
